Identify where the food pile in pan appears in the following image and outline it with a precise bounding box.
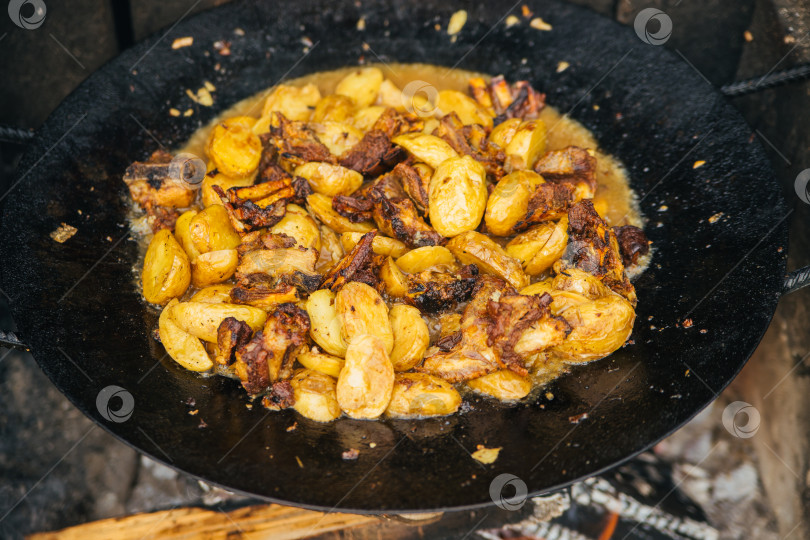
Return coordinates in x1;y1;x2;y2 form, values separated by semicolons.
124;67;650;422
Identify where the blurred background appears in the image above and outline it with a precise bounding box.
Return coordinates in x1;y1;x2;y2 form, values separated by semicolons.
1;0;809;538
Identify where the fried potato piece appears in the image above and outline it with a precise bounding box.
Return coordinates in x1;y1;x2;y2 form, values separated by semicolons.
142;229;191;304
505;216;569;275
209;117;263;177
191;249;238;287
504;119;547;172
270;204;322;250
392;132;458;169
307;193;375;234
553;293;635;362
446;231;528;290
236;247;318;281
484;170;545;236
341;231;408;258
386;373;461;418
352;105;387;132
335;282;394;354
489;118;521;149
467;370;531;401
335;67;384;108
396;246;456;274
258;83;321;126
230;281;300;310
291;369;342;422
171;301;266;343
158;299;213;372
376;79;404;109
174;209;201;260
428;155;487;238
379;256;409;298
436;89;494;129
312;94;355;123
189;204;242;253
191;283;235;303
295;162;363;197
336;334;395;419
388;304;429;371
306;289;348;357
309;122;364;157
296;348;345;378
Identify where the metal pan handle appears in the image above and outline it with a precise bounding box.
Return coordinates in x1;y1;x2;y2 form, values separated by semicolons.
783;265;810;295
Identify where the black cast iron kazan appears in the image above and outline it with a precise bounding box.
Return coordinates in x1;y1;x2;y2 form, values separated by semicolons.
1;0;808;513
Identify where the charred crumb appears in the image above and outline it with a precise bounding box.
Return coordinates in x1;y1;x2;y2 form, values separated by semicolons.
342;448;360;460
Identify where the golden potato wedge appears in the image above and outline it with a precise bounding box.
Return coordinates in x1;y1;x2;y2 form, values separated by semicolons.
392;132;458;169
551;268;613;300
190;284;235;304
428;155;488;237
352;105;386;132
467;370;532;401
189;204;241;254
208;117;263;177
171;301;266;343
504;120;547;172
270;204;322;250
488;118;521;149
340;232;408;258
201;170;254;207
520;280;591;316
174;209;201;260
336;334;395;419
296;349;345;378
335;67;384;108
191;249;238;287
309;122;364;157
484;171;545;236
260;83;321;123
335;282;394;354
505;216;568;275
436;89;494;129
386;373;461;418
376;78;404;109
295;162;363;197
306;193;374;234
388;304;430;371
554;294;636;362
312;94;355;123
306;289;348;357
142;229;191;305
395;246;456;274
379;256;409;297
291;368;342;422
446;231;529;289
158;299;213;372
316;224;345;272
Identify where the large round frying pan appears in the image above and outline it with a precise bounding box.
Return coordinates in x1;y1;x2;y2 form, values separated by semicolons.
2;0;808;513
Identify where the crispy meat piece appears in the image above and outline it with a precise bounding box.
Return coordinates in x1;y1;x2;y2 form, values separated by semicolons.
230;281;300;310
145;205;179;233
332;194;374;222
613;225;650;266
236;247;319;282
339;129;406;176
212;185;288;232
432;114;506;180
534;146;597;194
561;200;636;304
366;169;443;248
236;231;296;256
321;230;376;291
258;133;278;171
258;161;291;184
469;76;546;123
262;380;295;411
291;176;313;203
215;317;253;366
405;265;479;313
372;107;425;138
395;163;430;216
268;112;335;166
513;182;576;232
123;150;195;210
485;292;554;375
436;331;462;351
233;304;310;394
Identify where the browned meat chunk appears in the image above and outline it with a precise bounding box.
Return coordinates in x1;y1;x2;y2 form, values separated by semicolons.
534;146;597;194
262;380;295;411
123;150;196;210
613;225;650;266
514;182;576;231
215;317;253;366
267;112;335;166
235;247;319;282
339;129;405;176
432;114;505;179
371;107;424;138
469;76;546;123
405;265;479;313
332;194;373;222
561;200;636;304
236;231;296;256
230;281;300;310
212;184;288;232
145;205;179;233
395;163;430;216
234;304;310;394
321;231;376;291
